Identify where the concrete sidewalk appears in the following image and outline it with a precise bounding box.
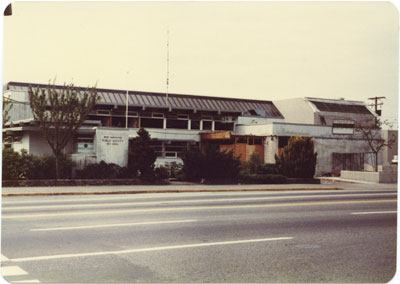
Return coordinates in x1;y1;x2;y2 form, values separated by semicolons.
1;179;397;197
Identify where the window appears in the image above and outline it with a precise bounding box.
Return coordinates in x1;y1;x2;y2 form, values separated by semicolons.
75;135;94;153
111;116;126;128
237;137;247;144
166;119;188;129
191;120;201;130
215;122;234;131
140;118;164;128
254;138;263;145
202;121;212;130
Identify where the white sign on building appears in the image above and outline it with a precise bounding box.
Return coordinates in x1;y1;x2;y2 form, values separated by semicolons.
94;128;129;166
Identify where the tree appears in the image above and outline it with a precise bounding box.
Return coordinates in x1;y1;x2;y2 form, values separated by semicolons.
355;119;396;172
3;95;13;126
128;128;157;178
182;144;241;183
28;81;98;179
275;136;317;178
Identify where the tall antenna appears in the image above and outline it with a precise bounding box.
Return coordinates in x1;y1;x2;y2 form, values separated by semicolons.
165;28;170;108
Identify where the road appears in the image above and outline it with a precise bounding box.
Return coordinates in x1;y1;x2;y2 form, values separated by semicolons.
1;189;397;283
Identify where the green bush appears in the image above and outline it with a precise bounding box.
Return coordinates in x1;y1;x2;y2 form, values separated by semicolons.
2;148;74;180
27;155;75;180
2;148;26;180
75;161;131;179
239;174;287;184
182;145;241;183
128;128;157;178
275;136;317;178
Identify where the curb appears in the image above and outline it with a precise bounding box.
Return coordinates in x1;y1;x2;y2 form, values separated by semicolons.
2;187;342;197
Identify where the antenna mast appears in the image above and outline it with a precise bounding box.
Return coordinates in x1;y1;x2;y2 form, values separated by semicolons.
165;29;170;108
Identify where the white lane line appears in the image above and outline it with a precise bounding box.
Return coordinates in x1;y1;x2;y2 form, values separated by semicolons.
9;237;293;262
1;266;28;276
3;193;397;211
12;280;40;283
1;254;9;261
31;219;197;231
2;199;397;219
351;211;397;215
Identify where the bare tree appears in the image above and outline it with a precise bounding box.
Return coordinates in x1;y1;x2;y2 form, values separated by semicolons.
28;81;99;179
355;119;396;172
2;96;13;126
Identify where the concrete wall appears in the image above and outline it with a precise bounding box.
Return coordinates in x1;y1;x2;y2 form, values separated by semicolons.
341;167;397;183
94;128;129;166
313;138;370;176
264;136;279;164
11;133;30;153
381;130;398;166
69;153;97;170
273;98;315;124
235;122;376;176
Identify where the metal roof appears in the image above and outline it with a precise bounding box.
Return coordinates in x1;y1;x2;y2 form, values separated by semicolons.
7;82;284;119
309;100;373;115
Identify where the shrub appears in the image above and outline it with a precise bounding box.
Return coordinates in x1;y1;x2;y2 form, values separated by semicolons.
27;155;75;180
238;173;287;184
243;152;263;174
75;161;127;179
2;148;26;180
2;148;74;180
260;163;279;175
128;128;157;178
182;145;241;183
275;136;317;178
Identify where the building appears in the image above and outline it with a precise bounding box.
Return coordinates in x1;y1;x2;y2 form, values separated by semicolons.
3;81;396;176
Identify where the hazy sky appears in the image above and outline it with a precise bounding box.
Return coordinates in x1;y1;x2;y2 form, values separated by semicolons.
2;1;399;123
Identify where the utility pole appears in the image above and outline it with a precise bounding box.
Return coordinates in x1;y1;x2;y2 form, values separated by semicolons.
368;96;385;116
368;96;386;126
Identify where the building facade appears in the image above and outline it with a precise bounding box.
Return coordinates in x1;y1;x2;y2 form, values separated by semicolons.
3;82;396;176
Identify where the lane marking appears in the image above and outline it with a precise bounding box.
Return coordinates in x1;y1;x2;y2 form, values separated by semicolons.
9;237;293;262
1;254;9;261
2;199;397;219
31;219;197;232
13;280;40;283
2;193;397;211
351;211;397;215
1;266;28;276
3;190;395;205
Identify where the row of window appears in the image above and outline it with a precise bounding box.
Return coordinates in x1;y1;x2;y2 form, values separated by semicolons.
86;115;235;131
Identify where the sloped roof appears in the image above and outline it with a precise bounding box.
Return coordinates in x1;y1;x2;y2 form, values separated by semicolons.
307;98;373;115
7;82;284;119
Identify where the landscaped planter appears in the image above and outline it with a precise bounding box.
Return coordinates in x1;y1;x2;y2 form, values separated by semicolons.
340;168;397;184
2;178;170;187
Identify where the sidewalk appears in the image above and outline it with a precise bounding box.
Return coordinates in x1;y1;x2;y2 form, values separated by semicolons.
1;179;397;197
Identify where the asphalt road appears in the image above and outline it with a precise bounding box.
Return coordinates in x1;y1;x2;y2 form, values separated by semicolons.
1;189;397;283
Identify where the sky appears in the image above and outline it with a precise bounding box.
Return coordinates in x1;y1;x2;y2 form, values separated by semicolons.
1;1;399;125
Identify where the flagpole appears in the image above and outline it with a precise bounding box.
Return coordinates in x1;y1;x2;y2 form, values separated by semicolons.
165;29;170;108
126;71;130;129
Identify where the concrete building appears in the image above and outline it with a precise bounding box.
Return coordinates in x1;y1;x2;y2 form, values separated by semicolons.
3;82;396;177
3;81;283;169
